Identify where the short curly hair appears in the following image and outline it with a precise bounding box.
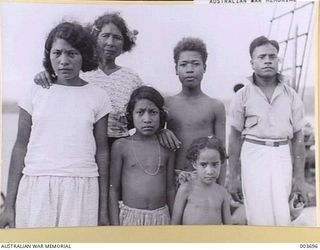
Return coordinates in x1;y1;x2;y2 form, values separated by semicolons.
43;21;98;80
126;86;167;131
173;37;208;65
186;136;226;164
249;36;279;58
91;12;136;53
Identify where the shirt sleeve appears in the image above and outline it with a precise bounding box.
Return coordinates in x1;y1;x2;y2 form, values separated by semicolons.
17;84;36;115
95;89;113;122
228;90;245;132
291;90;305;133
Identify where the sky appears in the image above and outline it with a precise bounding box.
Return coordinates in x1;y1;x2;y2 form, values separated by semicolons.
0;1;316;103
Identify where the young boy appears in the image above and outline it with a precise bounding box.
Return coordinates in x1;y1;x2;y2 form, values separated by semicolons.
171;136;231;225
159;37;226;187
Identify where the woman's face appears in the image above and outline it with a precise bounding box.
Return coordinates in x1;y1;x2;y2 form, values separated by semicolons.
50;38;82;83
97;23;124;61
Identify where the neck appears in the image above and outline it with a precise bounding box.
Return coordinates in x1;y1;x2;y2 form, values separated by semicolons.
99;58;118;71
181;86;204;98
133;132;157;141
254;73;277;88
55;76;85;86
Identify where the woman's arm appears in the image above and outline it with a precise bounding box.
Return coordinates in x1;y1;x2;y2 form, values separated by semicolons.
109;140;124;225
34;71;53;88
0;108;31;228
166;151;176;215
94;115;109;226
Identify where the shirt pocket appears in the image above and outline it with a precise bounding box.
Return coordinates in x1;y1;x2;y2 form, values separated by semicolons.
245;115;259;128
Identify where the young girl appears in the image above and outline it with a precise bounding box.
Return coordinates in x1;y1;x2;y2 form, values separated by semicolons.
109;86;175;225
171;136;231;225
0;22;112;228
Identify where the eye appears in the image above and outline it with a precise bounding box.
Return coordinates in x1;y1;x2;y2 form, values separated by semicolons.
114;35;123;41
200;162;207;167
51;51;61;57
151;110;159;115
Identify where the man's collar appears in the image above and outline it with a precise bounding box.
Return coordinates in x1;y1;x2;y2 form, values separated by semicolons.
248;73;284;86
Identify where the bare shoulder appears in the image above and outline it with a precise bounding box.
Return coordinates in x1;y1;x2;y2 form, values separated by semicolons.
212;183;230;198
177;180;193;197
207;97;225;112
111;137;130;154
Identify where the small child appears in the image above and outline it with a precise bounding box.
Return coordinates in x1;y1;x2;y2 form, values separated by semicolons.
158;37;226;188
109;86;175;226
0;22;111;228
171;136;231;225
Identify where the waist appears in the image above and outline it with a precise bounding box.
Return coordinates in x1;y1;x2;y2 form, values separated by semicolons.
244;137;289;147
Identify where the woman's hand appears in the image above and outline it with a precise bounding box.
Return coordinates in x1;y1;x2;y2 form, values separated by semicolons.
0;207;15;228
157;128;181;151
34;71;53;89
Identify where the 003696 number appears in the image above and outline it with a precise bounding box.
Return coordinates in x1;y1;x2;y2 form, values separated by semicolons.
300;244;319;248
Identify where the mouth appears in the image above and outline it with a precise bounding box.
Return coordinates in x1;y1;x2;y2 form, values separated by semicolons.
185;77;196;81
141;126;154;130
262;67;274;70
59;69;72;72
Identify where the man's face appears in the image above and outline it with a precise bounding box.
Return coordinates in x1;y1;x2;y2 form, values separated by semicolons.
250;43;279;79
175;51;206;89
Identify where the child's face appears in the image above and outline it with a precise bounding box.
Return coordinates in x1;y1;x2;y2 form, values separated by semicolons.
133;99;160;136
175;50;206;89
192;148;221;184
97;23;124;61
50;38;82;82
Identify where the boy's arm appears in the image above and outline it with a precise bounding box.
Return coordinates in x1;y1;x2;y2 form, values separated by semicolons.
222;190;232;225
109;140;123;225
170;183;188;225
166;151;176;215
228;127;243;203
0;109;31;228
213;101;226;186
94;115;110;226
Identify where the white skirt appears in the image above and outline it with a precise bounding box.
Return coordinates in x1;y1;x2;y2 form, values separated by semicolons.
241;141;292;226
15;175;99;228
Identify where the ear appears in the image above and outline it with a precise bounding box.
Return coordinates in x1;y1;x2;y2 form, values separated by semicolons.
175;65;178;75
191;161;197;170
250;59;254;70
203;64;207;72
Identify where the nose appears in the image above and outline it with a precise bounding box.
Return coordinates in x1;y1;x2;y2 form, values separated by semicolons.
142;112;152;123
105;36;115;46
186;64;194;73
206;166;216;176
59;53;70;66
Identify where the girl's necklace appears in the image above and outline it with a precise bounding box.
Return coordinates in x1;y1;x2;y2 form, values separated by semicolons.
131;136;161;176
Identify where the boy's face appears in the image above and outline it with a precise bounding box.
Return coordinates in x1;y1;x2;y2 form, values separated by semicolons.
133;99;160;136
192;148;221;185
250;43;279;79
175;51;206;89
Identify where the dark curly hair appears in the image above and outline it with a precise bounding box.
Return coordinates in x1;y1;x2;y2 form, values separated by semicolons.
249;36;279;58
186;136;226;164
43;21;98;80
126;86;167;131
91;12;136;53
173;37;208;65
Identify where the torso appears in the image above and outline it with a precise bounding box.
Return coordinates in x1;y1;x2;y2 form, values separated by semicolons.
182;180;226;225
166;95;221;171
119;137;171;210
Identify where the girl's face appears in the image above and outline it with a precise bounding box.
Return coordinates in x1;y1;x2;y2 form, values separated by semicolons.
50;38;82;84
97;23;124;61
132;99;160;137
192;148;221;184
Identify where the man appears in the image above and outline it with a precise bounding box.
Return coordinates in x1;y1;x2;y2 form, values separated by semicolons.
228;36;306;226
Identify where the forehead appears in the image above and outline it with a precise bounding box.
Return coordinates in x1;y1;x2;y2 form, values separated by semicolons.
178;51;203;62
252;44;278;57
134;99;159;109
100;23;122;35
198;148;220;160
51;38;75;50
